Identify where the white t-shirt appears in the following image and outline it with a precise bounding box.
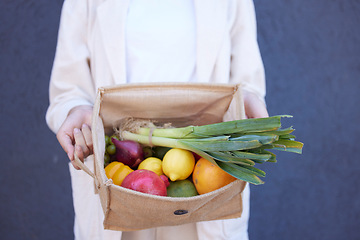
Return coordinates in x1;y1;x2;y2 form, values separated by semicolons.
125;0;197;83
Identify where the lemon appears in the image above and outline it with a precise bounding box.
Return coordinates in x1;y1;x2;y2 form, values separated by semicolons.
137;157;163;176
167;179;198;197
162;148;195;181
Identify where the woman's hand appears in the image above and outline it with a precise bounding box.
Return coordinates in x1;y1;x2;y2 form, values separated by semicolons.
243;90;269;119
56;105;93;170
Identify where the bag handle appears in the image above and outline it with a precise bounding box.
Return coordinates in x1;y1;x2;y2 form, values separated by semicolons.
74;153;96;179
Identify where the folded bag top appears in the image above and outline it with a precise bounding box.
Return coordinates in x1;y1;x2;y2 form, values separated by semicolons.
86;82;247;231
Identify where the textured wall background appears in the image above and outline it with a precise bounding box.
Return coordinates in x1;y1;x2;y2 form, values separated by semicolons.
0;0;359;239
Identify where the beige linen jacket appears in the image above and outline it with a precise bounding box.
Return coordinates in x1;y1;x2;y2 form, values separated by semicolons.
46;0;266;133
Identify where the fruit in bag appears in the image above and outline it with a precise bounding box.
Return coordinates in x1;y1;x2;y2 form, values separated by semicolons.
162;148;195;181
167;179;198;197
105;161;134;186
192;158;237;195
121;169;167;196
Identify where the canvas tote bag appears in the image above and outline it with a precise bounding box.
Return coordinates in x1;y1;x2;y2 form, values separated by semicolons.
75;82;247;231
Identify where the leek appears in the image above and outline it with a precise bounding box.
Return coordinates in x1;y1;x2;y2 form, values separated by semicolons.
119;115;303;185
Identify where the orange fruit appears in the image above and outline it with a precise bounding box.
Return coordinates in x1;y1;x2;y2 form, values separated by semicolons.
112;165;133;186
192;158;237;195
104;161;122;178
104;161;134;186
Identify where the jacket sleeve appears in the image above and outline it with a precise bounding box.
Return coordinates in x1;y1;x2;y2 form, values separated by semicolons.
230;0;266;102
46;0;95;134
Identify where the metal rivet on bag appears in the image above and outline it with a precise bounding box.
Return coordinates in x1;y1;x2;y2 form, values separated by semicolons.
174;210;188;215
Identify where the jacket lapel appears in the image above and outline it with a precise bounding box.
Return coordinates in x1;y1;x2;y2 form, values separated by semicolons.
194;0;228;82
97;0;130;84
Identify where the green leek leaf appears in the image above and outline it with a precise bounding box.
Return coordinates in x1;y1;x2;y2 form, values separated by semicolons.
207;151;255;166
265;139;304;154
231;150;272;162
216;161;264;185
181;139;263;151
184;115;291;137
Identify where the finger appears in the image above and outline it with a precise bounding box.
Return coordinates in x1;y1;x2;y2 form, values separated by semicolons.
72;145;83;170
82;124;93;153
73;128;90;157
71;160;81;170
57;131;75;161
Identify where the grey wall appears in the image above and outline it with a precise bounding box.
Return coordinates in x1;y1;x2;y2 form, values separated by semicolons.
250;1;360;240
0;1;359;239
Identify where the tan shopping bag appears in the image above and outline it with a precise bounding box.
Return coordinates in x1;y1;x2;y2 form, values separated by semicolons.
75;83;247;231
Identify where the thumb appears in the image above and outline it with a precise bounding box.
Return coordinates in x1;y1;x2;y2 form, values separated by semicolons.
245;100;269;119
243;91;269;119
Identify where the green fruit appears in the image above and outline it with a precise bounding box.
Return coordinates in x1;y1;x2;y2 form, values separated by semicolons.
104;153;111;163
167;179;198;198
105;135;111;146
153;146;171;160
111;134;119;141
106;144;116;155
142;146;154;158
